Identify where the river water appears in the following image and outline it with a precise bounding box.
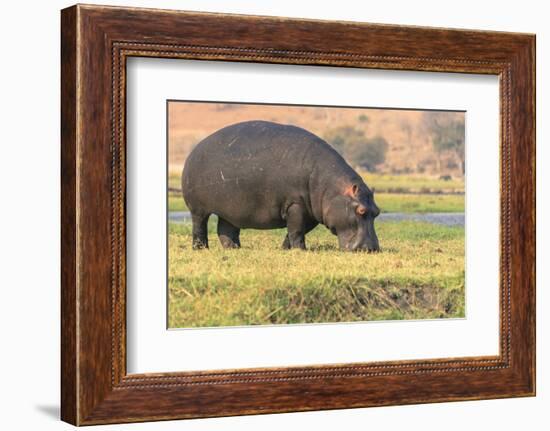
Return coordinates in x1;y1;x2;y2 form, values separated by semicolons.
168;211;465;227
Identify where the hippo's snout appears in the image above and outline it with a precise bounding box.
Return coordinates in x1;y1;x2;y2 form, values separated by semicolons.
363;236;381;253
339;214;380;252
350;234;380;253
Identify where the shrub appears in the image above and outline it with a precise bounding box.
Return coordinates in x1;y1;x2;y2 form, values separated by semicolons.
324;126;389;172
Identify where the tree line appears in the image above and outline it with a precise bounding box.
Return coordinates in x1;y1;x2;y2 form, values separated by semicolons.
323;112;465;175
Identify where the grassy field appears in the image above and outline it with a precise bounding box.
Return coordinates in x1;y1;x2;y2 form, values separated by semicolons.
361;173;464;193
168;219;465;328
168;192;464;213
168;172;464;193
168;172;465;213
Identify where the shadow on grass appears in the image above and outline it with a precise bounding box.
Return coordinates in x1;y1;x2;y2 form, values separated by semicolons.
307;243;338;252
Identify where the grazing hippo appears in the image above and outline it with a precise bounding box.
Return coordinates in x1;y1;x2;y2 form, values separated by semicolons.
182;120;380;251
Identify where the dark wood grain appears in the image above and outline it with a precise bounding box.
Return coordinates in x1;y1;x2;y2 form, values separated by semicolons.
60;5;78;425
60;4;535;425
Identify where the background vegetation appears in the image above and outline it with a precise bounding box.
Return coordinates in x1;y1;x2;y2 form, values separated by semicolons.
169;103;466;178
323;126;389;172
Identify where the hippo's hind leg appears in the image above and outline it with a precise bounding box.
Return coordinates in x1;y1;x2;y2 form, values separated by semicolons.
191;211;210;249
282;204;318;250
217;217;241;249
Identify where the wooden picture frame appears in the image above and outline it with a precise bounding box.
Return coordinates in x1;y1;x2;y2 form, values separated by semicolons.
61;4;535;425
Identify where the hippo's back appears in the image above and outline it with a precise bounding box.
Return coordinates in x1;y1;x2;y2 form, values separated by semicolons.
181;120;336;228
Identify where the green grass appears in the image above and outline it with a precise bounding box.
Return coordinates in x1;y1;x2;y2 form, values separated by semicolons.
168;173;182;190
169;193;188;211
168;172;464;213
375;193;463;213
168;220;465;328
169;172;464;193
361;173;464;193
168;192;464;213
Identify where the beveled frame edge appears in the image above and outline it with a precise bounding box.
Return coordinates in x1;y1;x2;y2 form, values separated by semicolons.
61;4;535;425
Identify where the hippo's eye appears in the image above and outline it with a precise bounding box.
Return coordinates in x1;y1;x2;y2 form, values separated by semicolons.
356;205;367;216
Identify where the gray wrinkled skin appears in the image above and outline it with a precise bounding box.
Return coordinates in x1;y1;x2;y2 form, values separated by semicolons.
182;120;380;252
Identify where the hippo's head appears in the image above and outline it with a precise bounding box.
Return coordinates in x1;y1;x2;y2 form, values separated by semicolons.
324;183;380;252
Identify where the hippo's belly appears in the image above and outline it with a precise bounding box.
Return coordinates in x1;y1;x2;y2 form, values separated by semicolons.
197;176;292;229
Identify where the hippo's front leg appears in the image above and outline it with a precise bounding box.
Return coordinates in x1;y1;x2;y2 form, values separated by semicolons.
283;204;310;250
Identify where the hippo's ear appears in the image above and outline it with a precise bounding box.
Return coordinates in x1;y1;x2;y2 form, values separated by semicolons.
344;184;360;198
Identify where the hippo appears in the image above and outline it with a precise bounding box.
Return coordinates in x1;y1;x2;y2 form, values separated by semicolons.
181;120;380;252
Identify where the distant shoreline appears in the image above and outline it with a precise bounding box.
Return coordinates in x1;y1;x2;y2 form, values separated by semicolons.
167;187;464;196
